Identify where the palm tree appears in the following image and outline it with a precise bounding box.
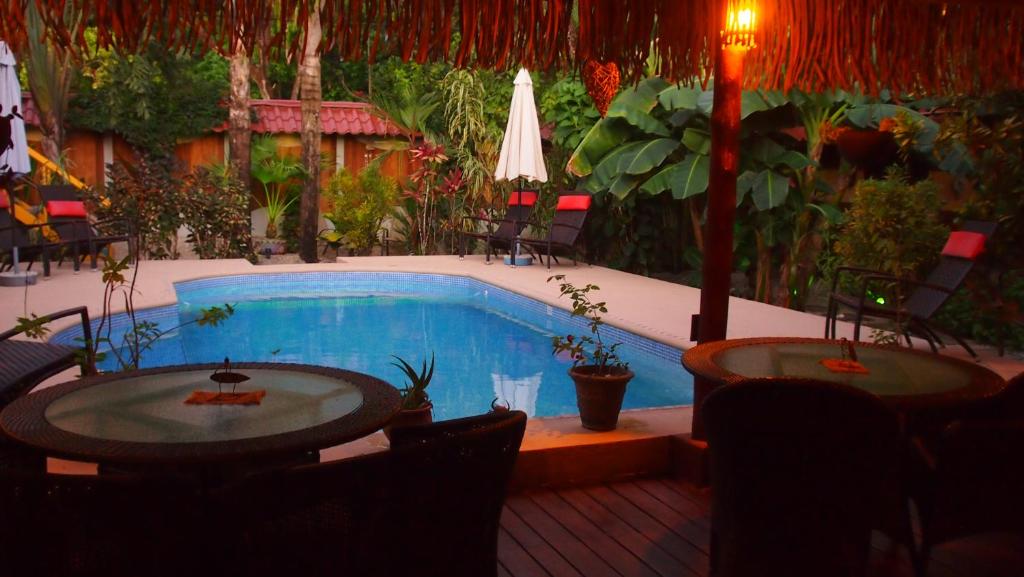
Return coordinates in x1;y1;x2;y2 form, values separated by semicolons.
297;0;323;263
228;38;252;193
23;2;79;165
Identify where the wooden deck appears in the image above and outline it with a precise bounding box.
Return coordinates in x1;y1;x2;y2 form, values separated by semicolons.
500;477;1024;577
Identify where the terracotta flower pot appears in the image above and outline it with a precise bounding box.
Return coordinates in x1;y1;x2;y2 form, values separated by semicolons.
569;366;634;431
383;402;434;440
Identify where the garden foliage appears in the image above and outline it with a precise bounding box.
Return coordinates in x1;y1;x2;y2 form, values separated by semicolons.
323;166;399;255
180;166;254;259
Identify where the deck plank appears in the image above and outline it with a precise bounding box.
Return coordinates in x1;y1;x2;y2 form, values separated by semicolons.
610;482;711;553
557;487;697;577
498;525;551;577
528;490;662;577
506;494;619;577
501;506;582;577
500;477;1024;577
634;478;711;522
581;485;709;577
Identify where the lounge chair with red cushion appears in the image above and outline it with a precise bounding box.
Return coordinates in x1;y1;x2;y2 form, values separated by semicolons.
519;192;591;270
460;189;538;263
0;189;60;276
38;185;133;271
824;220;997;358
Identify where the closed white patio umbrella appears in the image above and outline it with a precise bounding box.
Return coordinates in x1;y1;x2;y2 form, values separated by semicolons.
0;41;30;176
494;68;547;266
0;39;36;286
495;68;547;184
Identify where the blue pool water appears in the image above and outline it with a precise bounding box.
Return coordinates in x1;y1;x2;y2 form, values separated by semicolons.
54;273;693;420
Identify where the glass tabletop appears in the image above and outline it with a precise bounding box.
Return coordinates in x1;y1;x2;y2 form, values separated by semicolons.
682;338;1008;412
44;368;364;443
714;343;971;397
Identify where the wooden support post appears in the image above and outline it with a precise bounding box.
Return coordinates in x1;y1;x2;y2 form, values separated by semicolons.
692;44;744;440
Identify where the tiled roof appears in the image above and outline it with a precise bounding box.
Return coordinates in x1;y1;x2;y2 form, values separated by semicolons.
19;95;400;137
246;99;402;136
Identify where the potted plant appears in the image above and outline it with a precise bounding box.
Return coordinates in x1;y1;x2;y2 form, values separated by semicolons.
549;275;633;431
383;353;435;439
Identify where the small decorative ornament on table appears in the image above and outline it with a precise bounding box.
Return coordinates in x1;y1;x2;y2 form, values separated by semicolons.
185;358;266;405
583;59;620;117
819;338;870;375
549;275;634;431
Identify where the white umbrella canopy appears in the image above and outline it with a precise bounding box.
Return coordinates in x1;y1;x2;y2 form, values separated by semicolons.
494;68;547;184
0;40;30;175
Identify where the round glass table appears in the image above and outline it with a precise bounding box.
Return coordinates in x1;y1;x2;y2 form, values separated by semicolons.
682;338;1006;411
0;363;401;467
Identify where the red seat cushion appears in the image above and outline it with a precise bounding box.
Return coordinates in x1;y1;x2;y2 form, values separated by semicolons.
556;195;592;211
941;231;986;260
508;191;538;207
0;190;8;209
45;200;88;218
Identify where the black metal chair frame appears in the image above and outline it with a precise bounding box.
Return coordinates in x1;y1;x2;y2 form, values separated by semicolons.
37;184;134;271
824;220;997;359
518;193;591;270
459;190;538;263
0;217;63;277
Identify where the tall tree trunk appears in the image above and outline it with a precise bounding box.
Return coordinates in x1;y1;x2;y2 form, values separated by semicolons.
298;2;323;262
228;45;252;192
251;26;272;99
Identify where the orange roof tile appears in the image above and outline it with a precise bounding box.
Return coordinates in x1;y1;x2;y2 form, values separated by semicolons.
20;95;400;138
246;100;401;136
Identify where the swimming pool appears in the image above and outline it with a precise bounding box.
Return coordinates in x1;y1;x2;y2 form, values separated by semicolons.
54;273;693;420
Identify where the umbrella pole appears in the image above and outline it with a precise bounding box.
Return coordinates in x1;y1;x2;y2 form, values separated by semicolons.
1;178;37;286
9;185;19;274
511;178;523;268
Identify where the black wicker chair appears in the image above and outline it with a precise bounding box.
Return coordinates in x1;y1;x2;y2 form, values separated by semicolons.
518;192;591;270
38;184;133;271
702;378;911;577
222;410;527;577
908;416;1024;577
825;220;997;358
0;306;93;409
0;468;213;577
459;190;537;263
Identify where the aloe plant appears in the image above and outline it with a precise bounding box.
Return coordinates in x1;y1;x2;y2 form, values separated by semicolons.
391;353;435;410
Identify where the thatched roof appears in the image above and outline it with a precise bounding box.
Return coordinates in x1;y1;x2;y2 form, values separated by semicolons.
2;0;1023;94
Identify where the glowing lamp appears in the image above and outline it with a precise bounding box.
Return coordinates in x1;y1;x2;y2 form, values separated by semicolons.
722;2;757;49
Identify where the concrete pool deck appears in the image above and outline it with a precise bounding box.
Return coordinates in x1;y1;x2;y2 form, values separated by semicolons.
3;255;1022;485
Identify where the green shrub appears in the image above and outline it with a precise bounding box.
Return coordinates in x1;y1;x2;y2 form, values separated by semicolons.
92;156;184;259
323;166;398;255
834;170;946;281
180;166;253;259
831;170;947;343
